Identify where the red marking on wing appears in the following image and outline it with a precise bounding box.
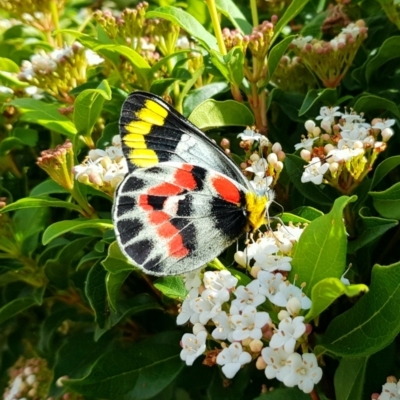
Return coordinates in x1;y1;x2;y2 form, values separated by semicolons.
158;221;179;238
148;182;182;196
169;234;189;258
138;194;152;211
173;165;197;191
211;175;241;204
149;211;169;225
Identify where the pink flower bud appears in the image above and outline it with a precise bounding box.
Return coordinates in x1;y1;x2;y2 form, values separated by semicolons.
300;149;311;162
256;356;267;370
249;339;263;353
272;142;282;153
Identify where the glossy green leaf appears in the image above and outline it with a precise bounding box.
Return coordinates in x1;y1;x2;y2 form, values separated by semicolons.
0;137;24;155
280;212;310;224
154;277;187;300
225;47;244;87
284;154;336;206
0;57;20;72
146;7;218;51
370;182;400;220
348;207;398;253
0;287;44;324
64;331;184;399
215;0;252;34
86;261;108;328
102;241;138;274
188;99;254;130
290;196;356;296
305;278;368;322
183;82;228;116
267;36;296;82
12;127;38;146
42;219;113;245
106;270;131;312
272;0;311;45
353;95;400;119
1;196;83;214
370;155;400;190
30;180;69;197
316;260;400;357
253;387;310;399
9;98;77;137
73;80;112;136
290;206;324;221
365;36;400;83
299;88;338;116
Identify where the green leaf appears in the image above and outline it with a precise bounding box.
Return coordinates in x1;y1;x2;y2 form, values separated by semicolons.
64;331;184;400
348;207;398;253
298;88;338;116
30;180;69;197
1;196;83;214
106;270;130;312
102;241;139;274
183;82;228;116
272;0;311;45
0;287;44;324
12;127;38;146
267;36;296;82
146;7;218;51
370;182;400;220
9;98;77;137
154;277;187;299
86;261;108;328
215;0;252;34
290;206;324;221
291;196;356;296
0;137;24;155
95;44;152;89
42;219;113;245
365;36;400;83
316;260;400;357
284;154;336;206
305;278;368;321
227;268;252;286
370;155;400;190
353;94;400;119
73;79;112;136
44;237;95;288
188;99;254;130
0;57;20;72
224;47;244;87
334;343;395;400
280;212;311;224
253;387;310;399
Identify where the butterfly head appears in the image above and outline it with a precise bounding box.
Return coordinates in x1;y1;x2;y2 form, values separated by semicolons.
245;191;273;231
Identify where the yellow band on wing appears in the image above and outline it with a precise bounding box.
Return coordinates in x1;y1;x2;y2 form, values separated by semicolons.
138;99;168;125
129;148;158;167
125;120;153;135
124;133;147;149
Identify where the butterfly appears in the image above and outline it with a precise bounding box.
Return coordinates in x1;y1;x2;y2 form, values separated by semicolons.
112;91;274;276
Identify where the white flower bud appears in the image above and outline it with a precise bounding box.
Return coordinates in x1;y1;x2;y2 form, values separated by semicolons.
234;251;247;267
329;162;339;173
24;367;33;376
249;339;263;353
193;323;206;335
275;161;284;172
272;142;282;154
353;140;363;149
26;374;36;385
251;265;261;278
278;310;290;320
305;120;315;132
382;127;394;142
286;297;302;316
112;135;121;146
256;355;267;370
267;153;278;164
324;144;335;153
320;121;331;134
250;153;260;162
313;126;322;136
300;149;311;162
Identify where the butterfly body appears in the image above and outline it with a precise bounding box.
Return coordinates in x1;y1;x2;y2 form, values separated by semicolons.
113;92;271;276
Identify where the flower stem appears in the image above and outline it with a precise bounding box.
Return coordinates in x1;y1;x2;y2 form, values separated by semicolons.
250;0;259;27
204;0;227;55
310;389;320;400
50;0;62;48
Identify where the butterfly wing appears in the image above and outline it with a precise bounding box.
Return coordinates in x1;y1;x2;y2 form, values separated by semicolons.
112;162;250;276
119;91;251;190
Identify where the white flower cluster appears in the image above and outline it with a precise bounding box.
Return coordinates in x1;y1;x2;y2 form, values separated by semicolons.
292;21;367;51
296;106;395;186
375;377;400;400
177;226;322;394
73;135;128;196
18;43;103;81
237;128;284;195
